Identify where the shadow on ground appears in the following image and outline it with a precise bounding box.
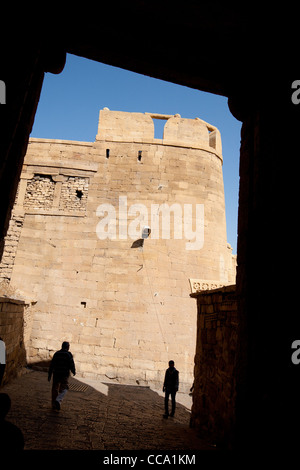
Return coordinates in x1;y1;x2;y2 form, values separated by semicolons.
1;369;212;451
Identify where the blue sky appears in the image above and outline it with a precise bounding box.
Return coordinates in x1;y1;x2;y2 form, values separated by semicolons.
31;53;241;254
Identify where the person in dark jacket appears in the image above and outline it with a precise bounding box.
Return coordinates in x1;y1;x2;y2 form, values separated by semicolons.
48;341;76;410
163;360;179;418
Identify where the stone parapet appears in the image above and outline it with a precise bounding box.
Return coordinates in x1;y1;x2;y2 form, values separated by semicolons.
96;109;223;161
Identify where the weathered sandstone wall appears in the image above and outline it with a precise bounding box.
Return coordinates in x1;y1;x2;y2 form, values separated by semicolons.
0;109;235;391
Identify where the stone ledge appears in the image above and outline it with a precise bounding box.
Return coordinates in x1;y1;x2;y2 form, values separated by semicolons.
189;278;234;295
0;295;27;305
190;283;236;298
24;157;98;174
96;137;223;162
23;209;86;217
29;137;94;147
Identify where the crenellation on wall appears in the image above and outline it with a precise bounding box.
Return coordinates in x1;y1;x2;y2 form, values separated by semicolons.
96;109;155;143
96;109;223;161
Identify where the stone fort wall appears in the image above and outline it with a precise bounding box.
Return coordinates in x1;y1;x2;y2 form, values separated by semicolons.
0;109;235;391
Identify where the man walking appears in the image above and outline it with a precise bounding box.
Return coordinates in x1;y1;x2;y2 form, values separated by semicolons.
0;338;6;387
48;341;76;410
163;360;179;418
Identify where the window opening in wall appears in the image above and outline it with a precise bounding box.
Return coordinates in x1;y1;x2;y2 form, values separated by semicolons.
81;301;87;308
152;118;168;139
138;150;142;162
76;190;83;199
106;149;110;159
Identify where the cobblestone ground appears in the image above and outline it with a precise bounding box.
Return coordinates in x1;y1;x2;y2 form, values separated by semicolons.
1;369;212;451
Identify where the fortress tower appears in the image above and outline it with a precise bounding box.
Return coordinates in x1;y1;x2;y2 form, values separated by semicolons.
0;109;235;390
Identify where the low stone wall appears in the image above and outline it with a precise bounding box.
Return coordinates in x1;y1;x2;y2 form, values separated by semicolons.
0;296;33;384
190;285;238;447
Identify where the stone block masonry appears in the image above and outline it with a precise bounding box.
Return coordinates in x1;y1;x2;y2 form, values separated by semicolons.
23;174;89;213
60;176;89;212
190;285;238;447
0;294;34;384
0;109;236;391
24;175;55;209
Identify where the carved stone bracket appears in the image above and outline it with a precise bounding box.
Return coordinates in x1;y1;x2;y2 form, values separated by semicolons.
189;278;229;294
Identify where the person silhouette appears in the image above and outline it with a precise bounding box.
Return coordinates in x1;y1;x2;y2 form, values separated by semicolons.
0;393;24;450
163;360;179;418
48;341;76;410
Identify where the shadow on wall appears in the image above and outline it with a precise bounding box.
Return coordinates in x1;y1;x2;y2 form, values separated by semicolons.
2;368;213;451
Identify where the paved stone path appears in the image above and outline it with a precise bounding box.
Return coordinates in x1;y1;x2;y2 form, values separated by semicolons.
1;369;212;451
